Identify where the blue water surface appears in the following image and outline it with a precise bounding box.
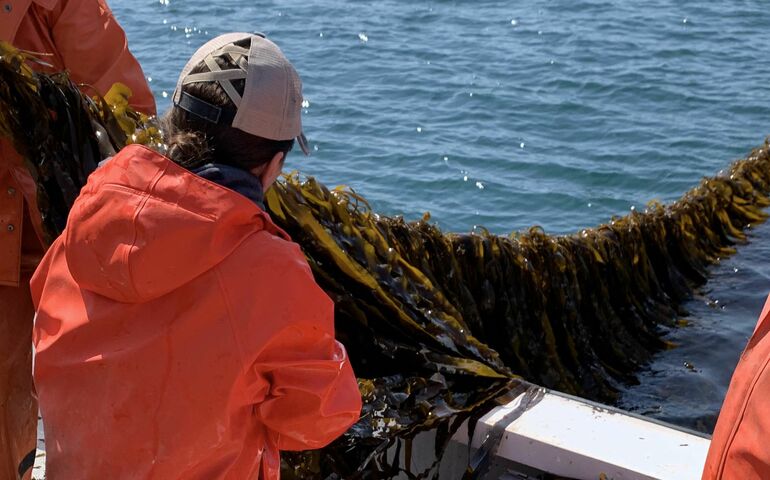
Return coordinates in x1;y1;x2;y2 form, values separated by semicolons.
110;0;770;432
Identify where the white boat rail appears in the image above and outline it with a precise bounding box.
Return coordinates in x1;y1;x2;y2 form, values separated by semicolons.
452;386;711;480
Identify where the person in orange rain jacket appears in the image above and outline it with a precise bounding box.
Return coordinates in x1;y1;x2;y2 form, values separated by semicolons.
30;32;362;479
0;1;154;478
702;294;770;479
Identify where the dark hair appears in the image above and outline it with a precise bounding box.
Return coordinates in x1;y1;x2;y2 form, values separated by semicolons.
160;39;294;171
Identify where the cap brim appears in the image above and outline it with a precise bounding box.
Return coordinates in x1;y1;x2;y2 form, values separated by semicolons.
297;132;310;156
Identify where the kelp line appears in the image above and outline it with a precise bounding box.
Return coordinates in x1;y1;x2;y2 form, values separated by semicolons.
3;42;770;478
267;147;770;476
269;146;770;402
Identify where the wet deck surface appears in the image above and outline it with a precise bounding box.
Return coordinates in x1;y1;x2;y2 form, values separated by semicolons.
32;417;45;480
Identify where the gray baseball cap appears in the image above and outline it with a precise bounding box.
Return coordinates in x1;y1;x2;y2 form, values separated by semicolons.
172;32;310;155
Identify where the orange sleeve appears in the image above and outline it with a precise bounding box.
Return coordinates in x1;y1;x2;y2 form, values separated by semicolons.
48;0;156;115
254;324;361;451
228;243;362;451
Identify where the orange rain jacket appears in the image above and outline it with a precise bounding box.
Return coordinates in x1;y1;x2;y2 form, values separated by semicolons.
702;293;770;479
0;0;155;286
31;145;362;479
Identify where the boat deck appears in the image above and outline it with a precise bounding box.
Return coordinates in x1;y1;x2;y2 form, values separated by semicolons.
32;416;45;480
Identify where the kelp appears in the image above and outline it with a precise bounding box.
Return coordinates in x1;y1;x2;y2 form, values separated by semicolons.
0;43;97;241
266;178;517;477
0;42;161;243
3;42;770;478
265;149;770;404
266;146;770;476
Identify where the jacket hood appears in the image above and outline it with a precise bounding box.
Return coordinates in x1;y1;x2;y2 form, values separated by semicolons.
64;144;287;303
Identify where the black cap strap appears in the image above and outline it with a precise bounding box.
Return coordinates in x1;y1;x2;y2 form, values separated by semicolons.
175;91;236;125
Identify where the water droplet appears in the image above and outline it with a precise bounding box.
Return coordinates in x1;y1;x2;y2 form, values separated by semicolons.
537;30;543;35
319;32;324;37
416;127;422;133
733;267;739;273
469;92;474;97
550;60;555;65
313;145;319;151
630;205;636;211
358;33;369;42
510;19;518;26
301;99;310;108
158;0;169;5
162;19;167;24
463;175;468;182
520;142;525;148
147;76;152;82
682;18;688;24
587;202;592;207
475;181;485;190
161;91;168;98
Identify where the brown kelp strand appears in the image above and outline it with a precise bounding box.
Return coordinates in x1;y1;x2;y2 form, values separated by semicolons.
0;43;96;241
4;44;770;477
0;42;161;243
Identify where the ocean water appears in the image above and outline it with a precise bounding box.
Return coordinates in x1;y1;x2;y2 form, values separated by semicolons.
110;0;770;432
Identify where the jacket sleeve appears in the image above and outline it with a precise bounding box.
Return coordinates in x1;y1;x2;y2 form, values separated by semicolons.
231;241;362;451
48;0;156;115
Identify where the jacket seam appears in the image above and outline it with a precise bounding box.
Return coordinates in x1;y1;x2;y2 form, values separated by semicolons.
214;265;250;377
715;353;770;477
121;145;291;240
99;183;219;221
126;164;168;298
130;144;267;220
